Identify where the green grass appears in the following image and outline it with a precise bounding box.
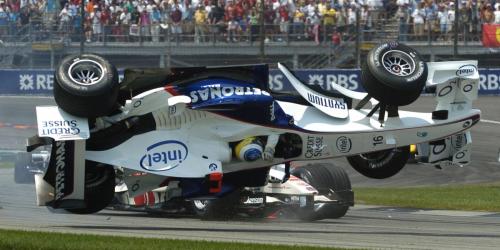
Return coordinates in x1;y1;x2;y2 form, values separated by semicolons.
354;183;500;212
0;162;13;169
0;229;350;250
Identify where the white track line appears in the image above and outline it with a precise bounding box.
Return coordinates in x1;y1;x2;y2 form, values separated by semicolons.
481;119;500;125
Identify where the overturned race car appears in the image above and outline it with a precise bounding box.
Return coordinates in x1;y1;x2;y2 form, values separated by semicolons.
27;42;481;220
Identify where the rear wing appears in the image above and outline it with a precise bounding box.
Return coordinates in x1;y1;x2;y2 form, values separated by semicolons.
416;61;479;167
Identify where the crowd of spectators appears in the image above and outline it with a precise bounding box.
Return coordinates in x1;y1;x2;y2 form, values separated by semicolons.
0;0;499;44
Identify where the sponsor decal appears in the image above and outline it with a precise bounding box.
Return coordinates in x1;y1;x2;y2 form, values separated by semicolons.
417;131;428;138
140;140;188;171
209;163;218;172
305;136;324;158
463;120;472;128
432;144;446;155
455;151;466;159
306;93;346;110
373;43;388;67
438;85;453;97
54;141;66;200
452;133;467;150
463;84;473;92
133;100;142;108
243;197;264;204
372;135;384;147
406;62;425;82
189;84;270;103
168;105;177;115
131;181;140;192
388;41;399;48
19;74;54;91
269;102;275;121
39;120;81;136
456;64;477;77
478;73;500;92
336;136;352;153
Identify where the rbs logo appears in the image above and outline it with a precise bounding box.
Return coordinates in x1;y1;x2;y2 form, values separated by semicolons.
140;140;188;172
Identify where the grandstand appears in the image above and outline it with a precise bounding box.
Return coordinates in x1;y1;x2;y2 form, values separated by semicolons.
0;0;497;69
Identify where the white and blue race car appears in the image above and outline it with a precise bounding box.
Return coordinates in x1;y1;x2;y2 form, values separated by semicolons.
28;42;480;219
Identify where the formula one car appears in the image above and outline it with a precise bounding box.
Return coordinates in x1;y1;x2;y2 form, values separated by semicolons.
28;42;480;218
112;163;353;220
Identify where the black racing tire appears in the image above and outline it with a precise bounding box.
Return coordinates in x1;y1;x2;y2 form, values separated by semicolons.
14;152;33;184
362;42;427;106
190;190;241;220
54;54;119;117
65;161;115;214
292;163;351;221
347;146;411;179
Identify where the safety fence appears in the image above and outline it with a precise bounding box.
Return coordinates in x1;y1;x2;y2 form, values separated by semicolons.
1;68;499;96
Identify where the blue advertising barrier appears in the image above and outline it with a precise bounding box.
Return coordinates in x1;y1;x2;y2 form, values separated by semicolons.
1;68;499;95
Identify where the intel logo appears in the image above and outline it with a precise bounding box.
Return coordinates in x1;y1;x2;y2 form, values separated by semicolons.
140;140;188;171
336;136;352;153
456;65;476;77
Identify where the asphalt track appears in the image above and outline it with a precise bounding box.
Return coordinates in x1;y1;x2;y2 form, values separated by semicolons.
1;96;500;249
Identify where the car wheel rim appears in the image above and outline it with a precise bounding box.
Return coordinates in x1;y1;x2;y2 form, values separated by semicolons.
68;59;105;86
193;200;208;210
381;50;416;77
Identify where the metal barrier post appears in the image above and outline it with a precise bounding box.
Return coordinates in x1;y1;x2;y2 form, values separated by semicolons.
50;22;54;69
453;0;459;57
355;8;360;68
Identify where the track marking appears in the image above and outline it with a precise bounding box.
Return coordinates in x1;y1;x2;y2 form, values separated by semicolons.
412;210;500;217
481;119;500;125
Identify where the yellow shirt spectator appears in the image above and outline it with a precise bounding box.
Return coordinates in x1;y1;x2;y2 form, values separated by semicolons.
195;9;206;25
293;10;305;23
322;8;336;26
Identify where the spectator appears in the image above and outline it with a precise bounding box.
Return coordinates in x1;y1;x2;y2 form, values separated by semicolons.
495;4;500;23
322;3;336;39
0;4;8;38
7;6;19;40
437;5;449;40
182;0;194;38
483;3;494;23
194;4;206;43
397;3;409;41
120;7;131;41
91;5;102;41
412;2;425;40
59;4;70;34
227;16;239;42
447;2;455;33
345;6;356;36
208;1;224;41
263;2;275;42
278;2;289;41
292;6;305;40
361;4;372;40
139;9;150;40
84;14;92;42
307;6;320;44
101;6;111;41
331;26;341;47
248;7;259;41
151;5;161;42
171;3;182;42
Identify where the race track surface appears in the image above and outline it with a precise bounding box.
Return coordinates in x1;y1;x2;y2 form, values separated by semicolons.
1;168;500;250
1;96;500;249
